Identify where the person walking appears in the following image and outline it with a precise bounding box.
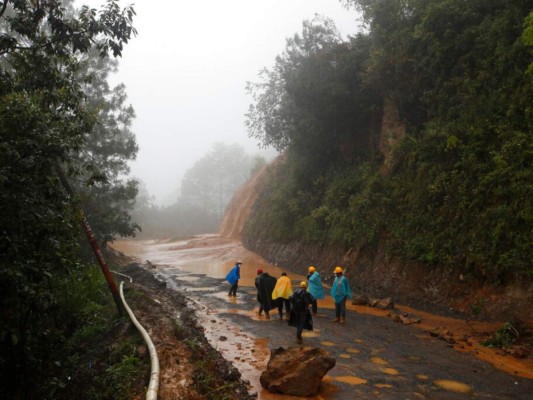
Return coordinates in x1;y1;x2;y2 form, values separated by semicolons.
225;261;242;297
255;269;277;319
289;281;315;343
330;266;352;324
307;266;325;315
272;272;293;320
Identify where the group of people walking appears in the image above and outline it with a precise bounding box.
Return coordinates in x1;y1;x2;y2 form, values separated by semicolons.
225;261;352;343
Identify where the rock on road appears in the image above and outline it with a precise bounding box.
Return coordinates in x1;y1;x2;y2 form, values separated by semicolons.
112;237;533;399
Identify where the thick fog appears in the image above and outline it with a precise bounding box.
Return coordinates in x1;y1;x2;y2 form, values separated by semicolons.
85;0;361;204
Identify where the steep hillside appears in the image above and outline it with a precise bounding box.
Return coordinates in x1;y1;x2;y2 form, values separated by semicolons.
219;157;283;240
221;156;533;325
235;2;532;324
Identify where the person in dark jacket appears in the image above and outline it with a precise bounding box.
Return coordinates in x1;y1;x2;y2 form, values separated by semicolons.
255;269;277;319
225;261;242;296
289;281;315;343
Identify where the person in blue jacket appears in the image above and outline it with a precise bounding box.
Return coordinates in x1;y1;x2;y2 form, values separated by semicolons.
226;261;242;296
307;266;325;315
330;266;352;324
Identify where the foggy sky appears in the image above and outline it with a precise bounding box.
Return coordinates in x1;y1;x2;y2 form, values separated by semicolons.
88;0;361;205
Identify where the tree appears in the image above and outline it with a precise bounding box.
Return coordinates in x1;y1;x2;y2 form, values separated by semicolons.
245;0;533;281
245;16;344;152
0;1;136;396
180;143;252;219
131;145;260;239
244;16;381;242
246;16;380;183
74;51;140;248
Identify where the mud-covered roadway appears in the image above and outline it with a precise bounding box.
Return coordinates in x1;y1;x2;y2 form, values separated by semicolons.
112;235;533;399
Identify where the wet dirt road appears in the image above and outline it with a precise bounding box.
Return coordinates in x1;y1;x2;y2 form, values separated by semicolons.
112;236;533;399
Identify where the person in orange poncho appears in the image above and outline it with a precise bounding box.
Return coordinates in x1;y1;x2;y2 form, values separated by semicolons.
272;272;293;320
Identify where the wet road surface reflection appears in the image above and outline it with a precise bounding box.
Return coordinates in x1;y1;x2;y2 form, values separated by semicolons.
112;236;533;399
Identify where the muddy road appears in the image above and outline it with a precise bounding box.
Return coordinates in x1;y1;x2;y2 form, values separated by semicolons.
112;236;533;399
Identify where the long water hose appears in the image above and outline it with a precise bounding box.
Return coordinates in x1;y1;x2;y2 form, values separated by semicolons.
119;281;160;400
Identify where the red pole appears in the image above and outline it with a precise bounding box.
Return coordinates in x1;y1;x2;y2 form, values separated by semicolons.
56;163;123;314
79;214;123;314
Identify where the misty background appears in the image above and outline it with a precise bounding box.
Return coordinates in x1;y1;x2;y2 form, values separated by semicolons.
98;0;360;205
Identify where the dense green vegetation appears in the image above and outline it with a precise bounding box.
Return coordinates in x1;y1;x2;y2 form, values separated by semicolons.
45;266;148;400
0;1;140;397
245;1;533;283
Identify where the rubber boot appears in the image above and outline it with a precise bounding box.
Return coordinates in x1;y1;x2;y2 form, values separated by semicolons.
339;316;346;324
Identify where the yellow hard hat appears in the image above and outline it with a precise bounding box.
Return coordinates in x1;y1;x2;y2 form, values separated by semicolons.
300;281;308;288
334;266;343;274
308;266;316;273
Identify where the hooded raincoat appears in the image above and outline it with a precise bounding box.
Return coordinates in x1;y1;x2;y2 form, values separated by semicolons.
307;271;325;300
272;275;293;300
331;275;352;303
225;264;240;285
255;272;277;311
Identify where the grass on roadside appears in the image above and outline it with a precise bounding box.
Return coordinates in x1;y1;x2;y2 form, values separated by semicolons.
49;265;150;400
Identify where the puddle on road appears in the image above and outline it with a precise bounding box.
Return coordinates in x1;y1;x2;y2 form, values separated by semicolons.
193;306;274;398
416;374;429;381
111;237;306;287
174;275;201;282
182;287;212;292
380;367;400;376
332;375;368;385
346;347;360;354
112;237;533;395
321;340;336;347
371;357;389;365
375;383;393;389
434;379;472;394
339;354;351;359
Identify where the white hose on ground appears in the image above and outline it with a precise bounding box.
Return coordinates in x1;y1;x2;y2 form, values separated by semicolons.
119;281;160;400
111;270;133;283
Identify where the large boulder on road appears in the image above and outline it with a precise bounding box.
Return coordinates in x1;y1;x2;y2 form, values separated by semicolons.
260;346;336;396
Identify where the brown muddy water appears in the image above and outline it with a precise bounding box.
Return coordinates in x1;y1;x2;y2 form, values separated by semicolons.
111;236;533;399
112;236;314;399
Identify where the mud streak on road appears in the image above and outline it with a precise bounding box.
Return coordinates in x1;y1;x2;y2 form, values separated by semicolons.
112;236;533;399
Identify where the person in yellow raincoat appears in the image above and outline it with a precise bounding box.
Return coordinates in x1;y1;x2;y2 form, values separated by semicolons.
272;272;293;320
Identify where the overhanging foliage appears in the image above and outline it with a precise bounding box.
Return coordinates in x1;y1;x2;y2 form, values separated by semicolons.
245;1;533;282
